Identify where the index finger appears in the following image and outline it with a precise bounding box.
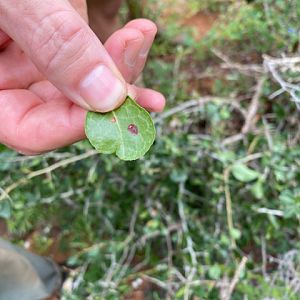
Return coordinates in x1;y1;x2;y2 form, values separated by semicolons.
0;0;126;112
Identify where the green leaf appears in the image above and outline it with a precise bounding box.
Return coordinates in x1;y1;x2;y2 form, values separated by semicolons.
251;180;264;199
176;287;186;298
230;228;241;240
231;163;260;182
0;199;11;219
85;97;156;161
0;151;17;171
170;169;188;183
208;265;221;280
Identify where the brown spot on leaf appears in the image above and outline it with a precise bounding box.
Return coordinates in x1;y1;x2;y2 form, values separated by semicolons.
111;117;116;123
128;124;138;135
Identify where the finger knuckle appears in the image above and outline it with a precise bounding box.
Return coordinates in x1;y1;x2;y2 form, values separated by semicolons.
32;9;89;73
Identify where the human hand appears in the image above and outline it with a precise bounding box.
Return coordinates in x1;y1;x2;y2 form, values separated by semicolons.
0;1;165;154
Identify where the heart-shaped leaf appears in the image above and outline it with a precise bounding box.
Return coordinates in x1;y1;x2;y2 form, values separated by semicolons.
85;97;156;161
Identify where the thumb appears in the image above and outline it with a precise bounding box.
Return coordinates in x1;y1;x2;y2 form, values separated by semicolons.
0;0;126;112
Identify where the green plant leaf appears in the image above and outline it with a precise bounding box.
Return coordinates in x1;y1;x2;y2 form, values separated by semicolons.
251;180;264;199
231;163;260;182
230;227;241;240
0;199;11;219
208;265;221;280
85;97;156;161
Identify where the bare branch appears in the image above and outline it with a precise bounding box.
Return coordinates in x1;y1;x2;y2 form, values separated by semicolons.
213;48;265;76
264;54;300;109
0;150;98;202
242;77;266;134
221;256;248;300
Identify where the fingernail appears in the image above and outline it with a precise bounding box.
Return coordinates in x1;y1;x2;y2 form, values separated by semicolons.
125;48;138;67
79;65;126;112
124;38;144;67
139;37;154;57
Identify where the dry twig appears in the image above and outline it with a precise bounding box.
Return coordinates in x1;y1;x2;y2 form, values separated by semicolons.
227;256;248;299
264;55;300;109
213;48;265;76
242;77;266;134
220;256;248;300
0;150;98;202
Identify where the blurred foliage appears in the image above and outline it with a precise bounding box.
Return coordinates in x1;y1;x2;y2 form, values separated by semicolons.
1;0;300;299
196;0;300;57
145;0;300;58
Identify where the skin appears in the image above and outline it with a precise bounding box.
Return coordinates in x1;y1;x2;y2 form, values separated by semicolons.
0;0;165;155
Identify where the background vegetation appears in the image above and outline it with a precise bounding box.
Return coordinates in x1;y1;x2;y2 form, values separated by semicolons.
1;0;300;299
